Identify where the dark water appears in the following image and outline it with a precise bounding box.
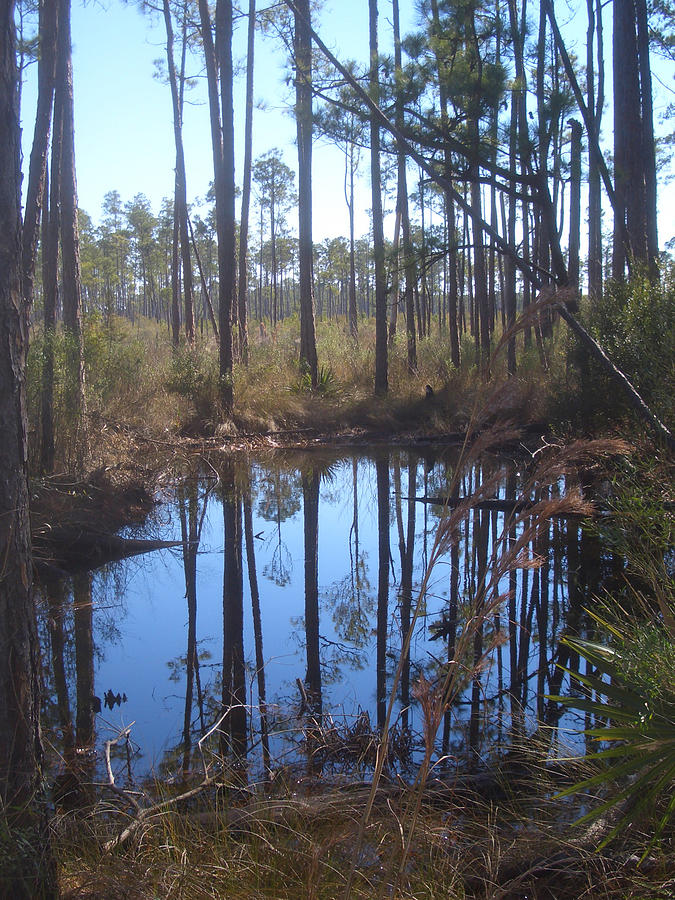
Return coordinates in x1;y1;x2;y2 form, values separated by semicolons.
39;445;612;786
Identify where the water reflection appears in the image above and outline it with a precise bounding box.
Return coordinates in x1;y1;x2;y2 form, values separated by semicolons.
39;446;613;787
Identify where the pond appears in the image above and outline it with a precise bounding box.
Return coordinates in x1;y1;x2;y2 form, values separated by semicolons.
39;443;613;787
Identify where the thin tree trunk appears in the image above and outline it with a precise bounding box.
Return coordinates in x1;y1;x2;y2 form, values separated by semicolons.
57;0;87;468
188;213;219;340
370;0;388;395
237;0;255;364
295;0;318;385
568;119;582;295
586;0;603;301
163;0;195;344
347;134;358;337
393;0;416;373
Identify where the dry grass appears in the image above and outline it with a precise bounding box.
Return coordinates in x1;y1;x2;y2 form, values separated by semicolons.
52;765;675;899
28;313;562;473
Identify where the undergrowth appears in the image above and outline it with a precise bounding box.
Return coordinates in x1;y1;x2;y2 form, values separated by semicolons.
27;311;563;472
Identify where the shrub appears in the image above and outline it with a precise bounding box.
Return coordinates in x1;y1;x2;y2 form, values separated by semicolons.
165;342;221;422
550;467;675;858
566;269;675;430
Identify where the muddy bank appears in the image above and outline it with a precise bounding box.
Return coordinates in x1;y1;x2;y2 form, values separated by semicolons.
30;466;172;576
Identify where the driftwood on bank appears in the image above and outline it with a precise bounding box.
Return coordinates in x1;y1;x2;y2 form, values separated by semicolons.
30;467;175;575
32;525;181;575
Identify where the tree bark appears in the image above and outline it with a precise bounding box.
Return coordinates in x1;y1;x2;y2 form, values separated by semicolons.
22;0;58;313
40;122;61;475
370;0;388;395
295;0;318;385
586;0;603;301
56;0;87;468
237;0;255;364
568;119;582;294
613;0;645;278
0;6;56;892
217;0;236;414
635;0;659;276
198;0;235;414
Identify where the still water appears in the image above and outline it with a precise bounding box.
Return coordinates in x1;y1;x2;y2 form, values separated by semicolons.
40;445;610;784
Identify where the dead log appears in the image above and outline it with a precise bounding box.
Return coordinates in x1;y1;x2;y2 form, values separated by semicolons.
33;526;181;574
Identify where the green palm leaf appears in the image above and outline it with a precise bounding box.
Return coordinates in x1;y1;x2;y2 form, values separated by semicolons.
547;630;675;860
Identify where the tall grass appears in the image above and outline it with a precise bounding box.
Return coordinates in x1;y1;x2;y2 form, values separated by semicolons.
27;310;564;473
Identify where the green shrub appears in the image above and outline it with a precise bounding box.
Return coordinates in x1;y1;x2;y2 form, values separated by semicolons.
567;268;675;429
165;343;221;421
84;313;154;407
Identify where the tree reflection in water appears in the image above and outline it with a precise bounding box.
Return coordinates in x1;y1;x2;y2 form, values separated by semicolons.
39;446;613;784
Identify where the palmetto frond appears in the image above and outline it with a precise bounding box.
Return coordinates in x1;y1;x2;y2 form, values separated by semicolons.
548;630;675;859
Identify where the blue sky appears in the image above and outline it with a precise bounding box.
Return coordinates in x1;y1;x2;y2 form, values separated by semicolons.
20;0;420;240
18;0;675;248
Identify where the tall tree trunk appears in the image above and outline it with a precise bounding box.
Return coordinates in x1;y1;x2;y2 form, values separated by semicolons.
469;122;490;374
429;0;460;368
586;0;603;301
218;0;236;415
22;0;58;313
613;0;644;278
388;205;401;344
237;0;255;364
199;0;236;414
347;132;358;338
635;0;658;276
56;0;87;468
568;119;582;295
0;7;56;892
41;125;61;474
504;15;519;374
163;0;195;344
295;0;318;385
393;0;416;374
370;0;388;395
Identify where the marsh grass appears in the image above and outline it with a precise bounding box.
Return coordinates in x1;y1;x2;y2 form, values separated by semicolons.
51;751;675;899
28;294;675;896
28;312;565;473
